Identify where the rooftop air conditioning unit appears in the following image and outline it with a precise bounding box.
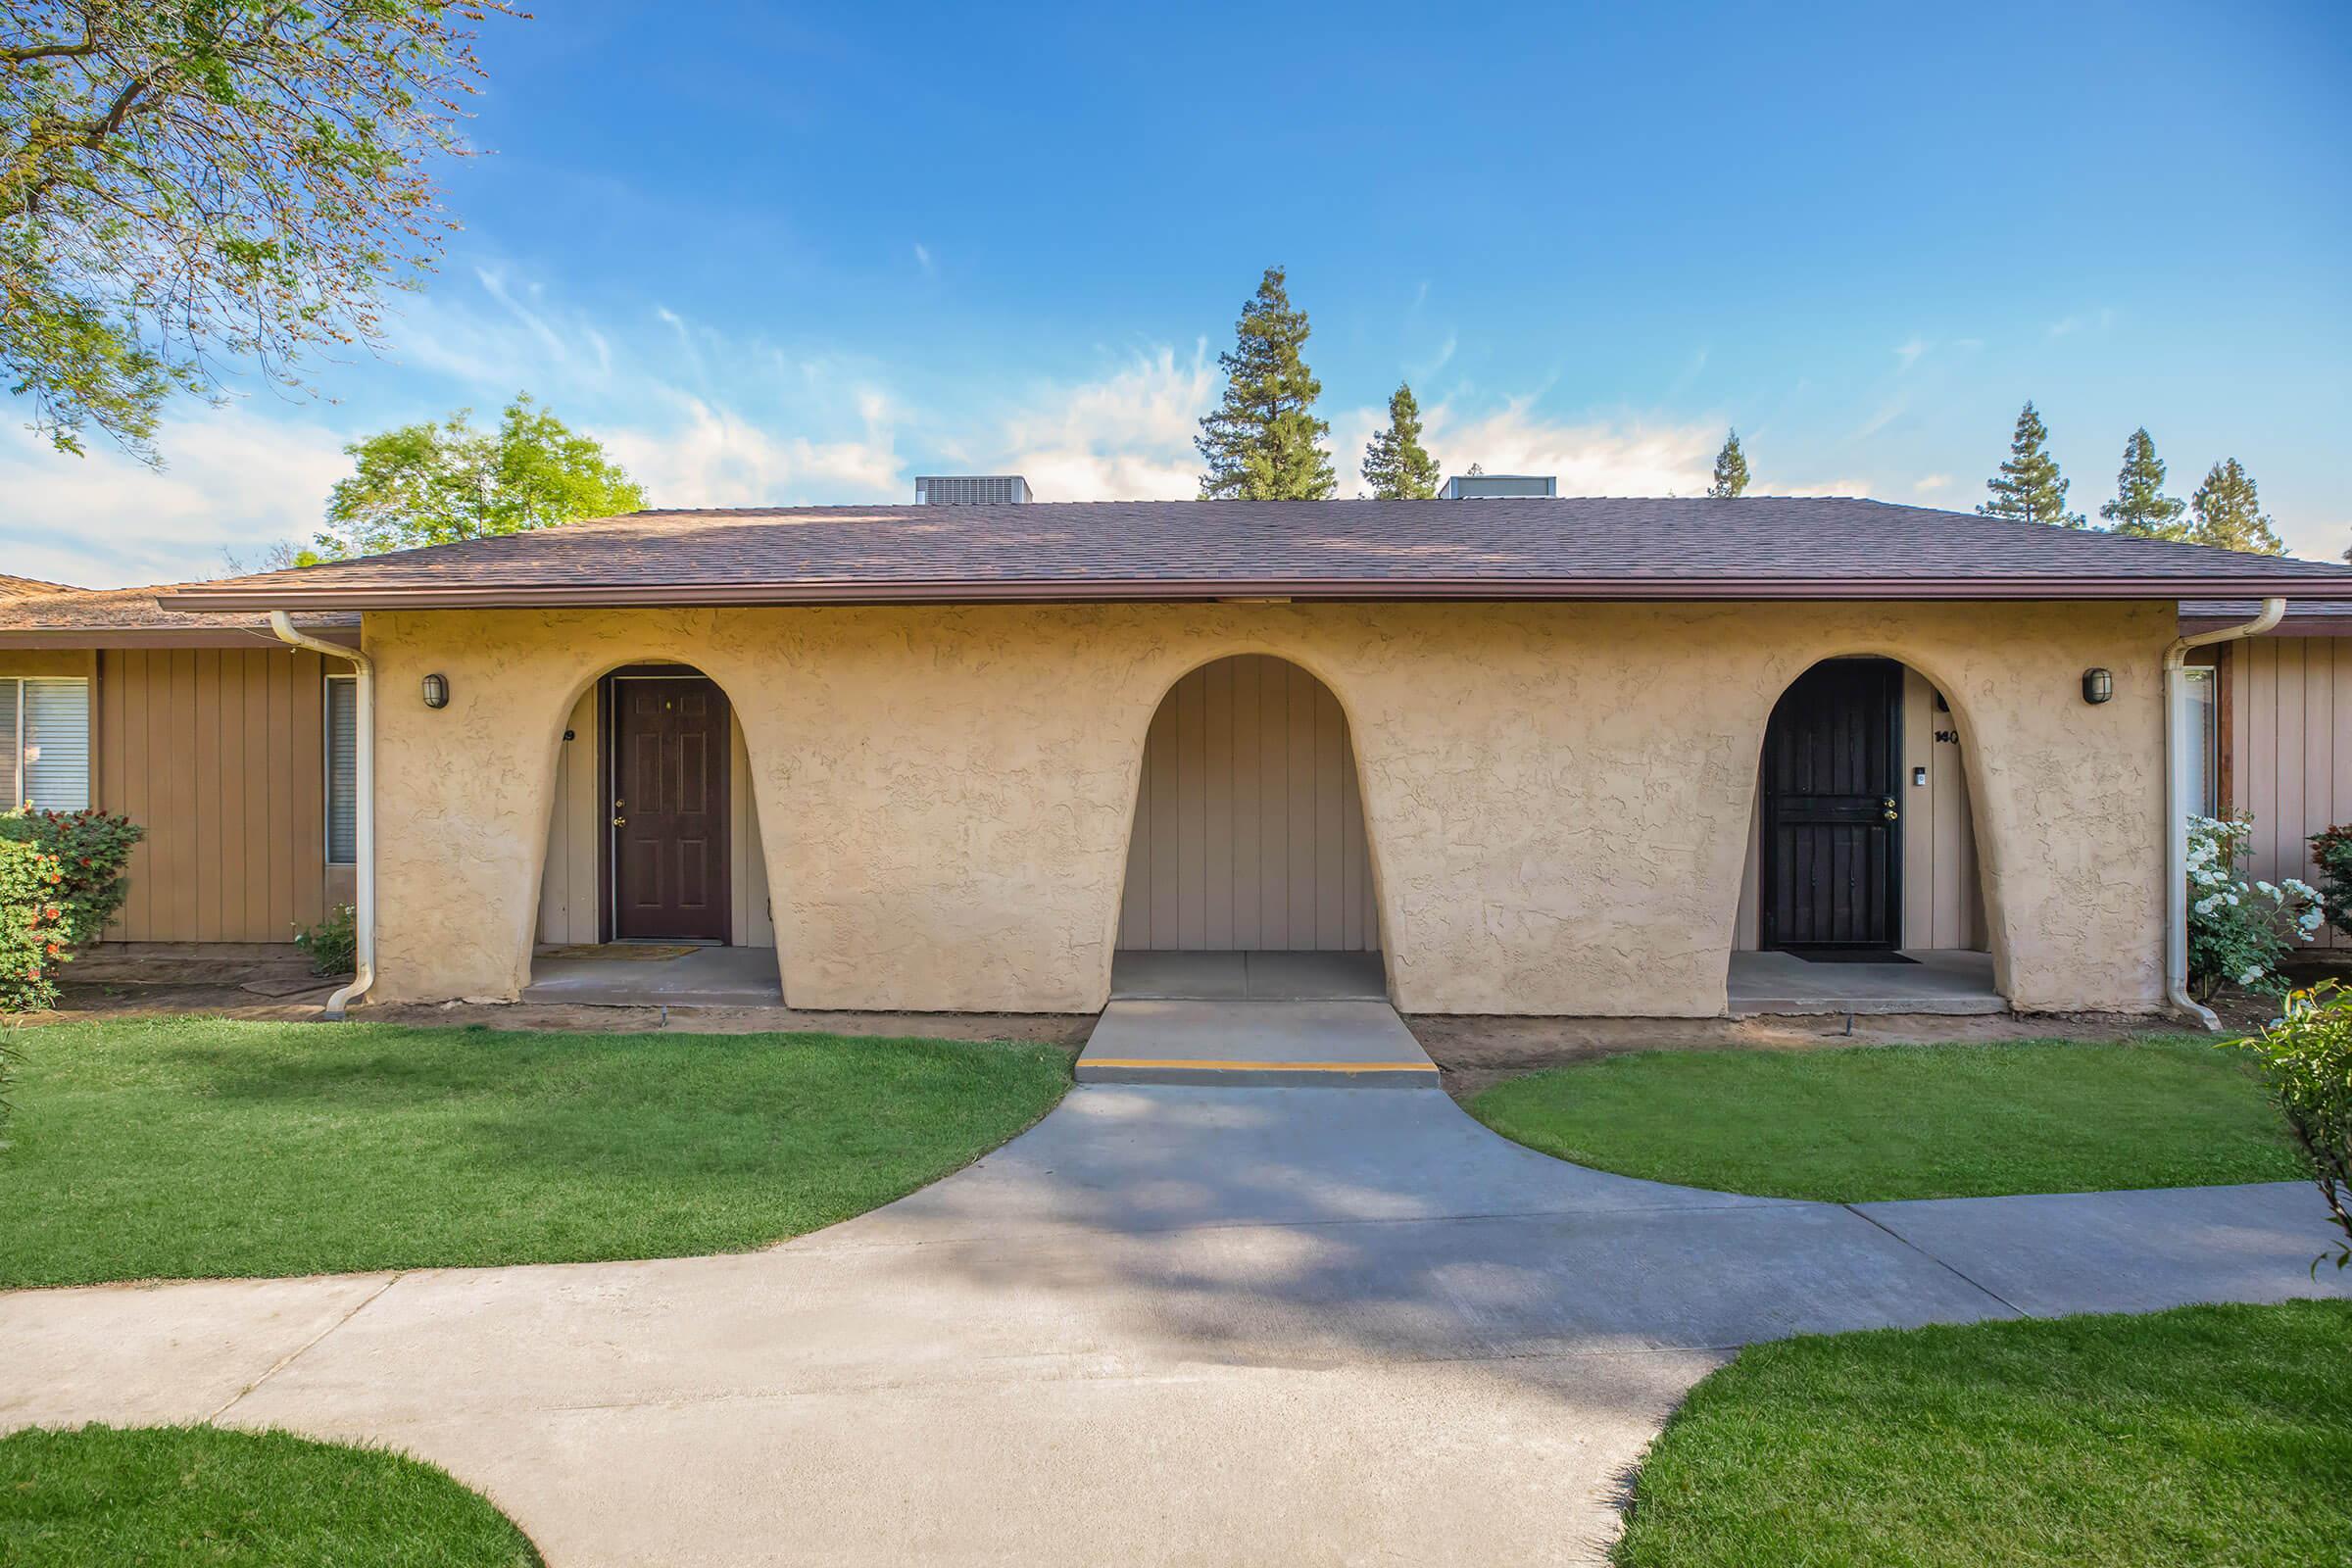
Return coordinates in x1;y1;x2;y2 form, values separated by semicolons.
915;475;1033;504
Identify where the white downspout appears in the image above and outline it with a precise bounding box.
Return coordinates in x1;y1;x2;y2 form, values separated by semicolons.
270;612;373;1020
2165;597;2285;1029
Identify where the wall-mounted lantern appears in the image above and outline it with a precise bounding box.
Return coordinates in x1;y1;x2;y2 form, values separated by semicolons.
2082;667;2114;705
421;672;451;710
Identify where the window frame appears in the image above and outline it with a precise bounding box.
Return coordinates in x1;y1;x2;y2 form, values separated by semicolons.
3;675;92;811
323;671;359;866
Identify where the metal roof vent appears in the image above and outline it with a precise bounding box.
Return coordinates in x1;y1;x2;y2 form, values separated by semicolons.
1440;473;1557;500
915;475;1032;505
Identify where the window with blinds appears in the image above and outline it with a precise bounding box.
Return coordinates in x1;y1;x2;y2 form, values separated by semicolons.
1;677;90;810
325;674;359;864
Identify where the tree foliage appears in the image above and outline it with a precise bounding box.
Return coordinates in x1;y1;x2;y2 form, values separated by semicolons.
1709;428;1749;498
1360;380;1440;499
2099;427;2187;539
1;0;514;464
314;395;645;560
1976;401;2084;527
2186;458;2283;556
1196;265;1334;501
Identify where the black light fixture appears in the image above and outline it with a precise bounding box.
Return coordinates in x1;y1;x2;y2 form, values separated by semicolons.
2082;667;2114;705
421;672;450;710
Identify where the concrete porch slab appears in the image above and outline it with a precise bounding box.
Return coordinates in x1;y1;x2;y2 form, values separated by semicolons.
1109;949;1387;1001
520;945;783;1007
1078;999;1438;1088
1728;949;2005;1016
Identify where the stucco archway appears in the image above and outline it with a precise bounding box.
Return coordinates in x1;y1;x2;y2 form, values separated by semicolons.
1111;653;1385;998
1726;652;2006;1009
522;657;782;1004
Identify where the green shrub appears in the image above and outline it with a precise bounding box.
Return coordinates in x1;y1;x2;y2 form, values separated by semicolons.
0;808;144;951
2228;983;2352;1271
2309;823;2352;943
2186;814;2322;1001
295;903;358;975
0;834;69;1013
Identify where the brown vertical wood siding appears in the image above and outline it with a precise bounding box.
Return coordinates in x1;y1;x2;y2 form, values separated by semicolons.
1118;655;1379;952
2228;636;2352;949
97;647;341;943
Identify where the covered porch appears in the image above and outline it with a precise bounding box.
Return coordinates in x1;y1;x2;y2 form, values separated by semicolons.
521;943;784;1006
1727;949;2004;1017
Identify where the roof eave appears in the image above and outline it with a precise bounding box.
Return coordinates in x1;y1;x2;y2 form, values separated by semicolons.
0;625;363;650
160;574;2352;612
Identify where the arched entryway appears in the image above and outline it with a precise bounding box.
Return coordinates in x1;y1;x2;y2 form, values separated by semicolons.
1730;655;2002;1012
1112;655;1384;999
523;661;783;1004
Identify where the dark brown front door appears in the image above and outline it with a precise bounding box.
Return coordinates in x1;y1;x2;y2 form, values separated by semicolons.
612;676;731;942
1760;659;1903;951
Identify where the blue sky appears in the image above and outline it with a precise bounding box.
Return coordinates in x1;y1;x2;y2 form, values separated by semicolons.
7;0;2350;584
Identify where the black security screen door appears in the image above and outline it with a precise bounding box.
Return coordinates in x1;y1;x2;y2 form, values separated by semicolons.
1760;659;1903;950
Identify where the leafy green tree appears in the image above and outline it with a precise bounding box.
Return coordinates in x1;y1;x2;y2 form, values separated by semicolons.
1361;381;1441;499
1197;266;1335;500
1976;401;2085;527
2099;427;2188;539
1708;428;1749;498
1;0;515;464
314;396;646;561
2186;458;2284;556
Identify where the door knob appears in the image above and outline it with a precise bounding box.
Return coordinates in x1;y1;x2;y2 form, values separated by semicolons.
612;814;627;827
1881;796;1898;822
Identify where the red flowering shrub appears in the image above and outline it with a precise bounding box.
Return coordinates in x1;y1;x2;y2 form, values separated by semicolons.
0;808;144;952
0;834;68;1012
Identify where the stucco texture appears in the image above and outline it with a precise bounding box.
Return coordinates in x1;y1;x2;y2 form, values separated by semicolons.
363;601;2172;1016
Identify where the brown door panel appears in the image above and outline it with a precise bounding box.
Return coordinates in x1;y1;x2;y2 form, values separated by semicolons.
612;677;731;942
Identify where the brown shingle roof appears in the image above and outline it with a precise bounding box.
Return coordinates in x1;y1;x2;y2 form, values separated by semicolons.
0;581;360;644
2180;599;2352;635
0;574;77;599
161;498;2352;612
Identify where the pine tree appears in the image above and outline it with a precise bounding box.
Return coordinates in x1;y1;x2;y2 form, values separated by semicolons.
2097;427;2187;539
2186;459;2285;555
1976;401;2085;527
1361;381;1442;499
1196;267;1336;500
1708;428;1749;498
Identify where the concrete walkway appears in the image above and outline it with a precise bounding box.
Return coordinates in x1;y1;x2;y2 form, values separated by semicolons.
1078;998;1439;1085
3;1085;2345;1567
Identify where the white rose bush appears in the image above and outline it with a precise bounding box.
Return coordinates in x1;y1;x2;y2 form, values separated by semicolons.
2185;814;2324;1001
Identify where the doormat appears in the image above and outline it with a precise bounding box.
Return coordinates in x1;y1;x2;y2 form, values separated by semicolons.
537;944;699;962
1781;948;1918;965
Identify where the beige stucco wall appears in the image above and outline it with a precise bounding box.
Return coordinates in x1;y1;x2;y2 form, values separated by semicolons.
363;600;2173;1016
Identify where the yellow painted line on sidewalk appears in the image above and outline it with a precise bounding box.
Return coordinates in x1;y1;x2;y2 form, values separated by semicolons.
1082;1058;1437;1073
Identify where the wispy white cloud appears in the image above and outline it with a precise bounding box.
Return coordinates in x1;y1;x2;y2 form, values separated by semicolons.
1336;397;1719;496
1895;336;1929;370
595;390;903;508
995;343;1216;501
2047;307;2116;339
1912;472;1954;495
0;408;353;586
913;242;935;274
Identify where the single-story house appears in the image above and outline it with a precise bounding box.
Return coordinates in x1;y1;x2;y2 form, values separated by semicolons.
65;493;2334;1022
0;582;361;945
2181;598;2352;948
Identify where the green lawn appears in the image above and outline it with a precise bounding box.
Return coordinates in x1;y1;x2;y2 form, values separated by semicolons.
0;1424;540;1566
0;1017;1069;1287
1616;1299;2352;1568
1468;1038;2301;1201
